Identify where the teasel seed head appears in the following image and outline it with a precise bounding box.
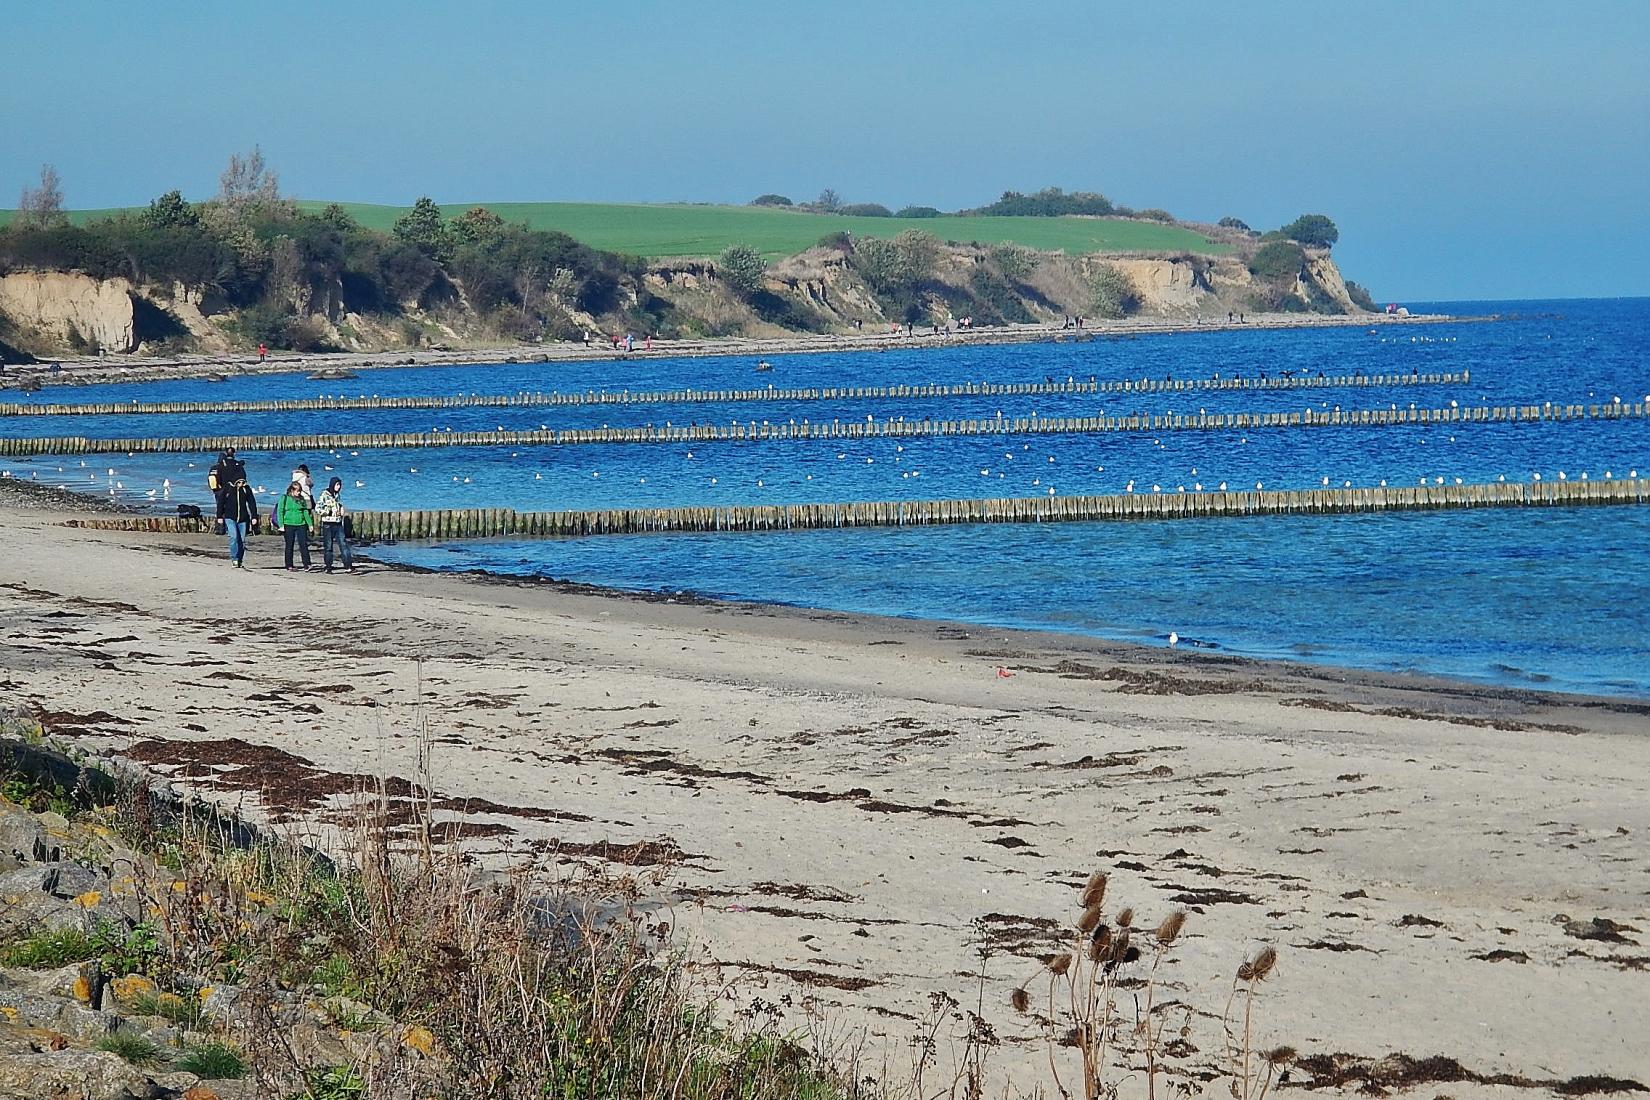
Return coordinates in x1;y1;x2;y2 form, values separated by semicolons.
1077;902;1105;934
1236;962;1255;981
1265;1045;1297;1065
1250;945;1278;981
1154;910;1187;946
1080;871;1109;909
1048;952;1073;976
1010;987;1031;1014
1116;906;1135;928
1109;927;1133;966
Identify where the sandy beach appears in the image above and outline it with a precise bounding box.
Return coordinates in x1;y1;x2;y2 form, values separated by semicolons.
0;494;1644;1095
0;310;1465;393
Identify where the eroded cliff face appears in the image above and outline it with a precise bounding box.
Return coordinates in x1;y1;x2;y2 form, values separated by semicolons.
0;243;1368;358
0;271;136;353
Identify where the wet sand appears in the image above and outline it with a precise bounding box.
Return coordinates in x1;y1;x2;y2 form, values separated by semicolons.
1;311;1464;393
0;496;1643;1095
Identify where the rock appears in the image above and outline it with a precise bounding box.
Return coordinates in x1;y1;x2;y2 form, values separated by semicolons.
0;989;118;1041
0;863;103;934
306;367;358;381
0;272;137;354
0;1047;167;1100
0;806;50;867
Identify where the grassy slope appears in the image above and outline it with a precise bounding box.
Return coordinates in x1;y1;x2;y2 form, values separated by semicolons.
0;201;1228;259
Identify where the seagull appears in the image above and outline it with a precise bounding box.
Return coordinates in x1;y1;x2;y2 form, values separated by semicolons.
1168;632;1179;647
354;480;365;488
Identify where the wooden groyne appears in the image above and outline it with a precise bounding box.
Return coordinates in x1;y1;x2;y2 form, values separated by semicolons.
0;370;1471;419
60;478;1650;541
3;399;1645;457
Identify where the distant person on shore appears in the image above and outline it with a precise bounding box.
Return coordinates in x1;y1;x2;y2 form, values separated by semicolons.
257;343;268;363
209;448;258;568
624;332;634;353
315;477;354;574
275;482;315;571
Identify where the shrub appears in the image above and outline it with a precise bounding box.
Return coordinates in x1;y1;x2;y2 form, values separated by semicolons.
816;231;852;251
1218;216;1251;231
1277;213;1339;248
749;194;792;206
971;187;1114;217
1248;240;1305;280
716;244;767;297
839;203;893;217
895;205;942;219
989;242;1040;281
449;206;505;244
968;267;1033;324
1346;280;1378;311
1135;207;1175;222
392;197;451;260
1089;262;1142;318
234;302;295;347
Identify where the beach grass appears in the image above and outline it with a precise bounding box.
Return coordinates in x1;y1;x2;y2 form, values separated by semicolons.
0;201;1228;259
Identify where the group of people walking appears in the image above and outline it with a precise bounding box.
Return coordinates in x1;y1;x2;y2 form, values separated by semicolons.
207;448;355;573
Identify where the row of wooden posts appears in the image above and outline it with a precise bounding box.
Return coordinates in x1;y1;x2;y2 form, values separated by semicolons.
61;478;1650;541
2;399;1644;457
0;370;1471;419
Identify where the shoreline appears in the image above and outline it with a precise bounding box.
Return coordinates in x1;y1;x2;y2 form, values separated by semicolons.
3;496;1647;1092
1;310;1470;392
12;478;1650;705
11;478;1646;705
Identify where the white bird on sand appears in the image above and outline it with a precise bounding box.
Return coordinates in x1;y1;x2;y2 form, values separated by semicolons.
1168;632;1179;647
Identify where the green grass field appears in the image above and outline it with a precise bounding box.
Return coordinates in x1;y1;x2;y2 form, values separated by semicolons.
1;201;1227;259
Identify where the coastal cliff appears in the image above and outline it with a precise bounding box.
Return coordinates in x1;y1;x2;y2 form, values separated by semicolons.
0;239;1369;361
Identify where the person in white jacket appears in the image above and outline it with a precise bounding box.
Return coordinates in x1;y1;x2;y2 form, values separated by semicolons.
315;477;355;573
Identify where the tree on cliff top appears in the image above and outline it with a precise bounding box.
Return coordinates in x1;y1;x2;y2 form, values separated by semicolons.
142;190;199;230
1277;213;1338;249
217;146;281;213
393;197;452;261
16;165;66;230
717;244;767;297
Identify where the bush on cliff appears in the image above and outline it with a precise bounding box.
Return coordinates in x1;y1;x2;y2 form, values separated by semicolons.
1248;240;1306;281
970;187;1114;217
1089;263;1142;318
1277;213;1339;249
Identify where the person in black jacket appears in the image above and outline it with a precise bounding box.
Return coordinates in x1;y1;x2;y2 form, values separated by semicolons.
208;449;258;568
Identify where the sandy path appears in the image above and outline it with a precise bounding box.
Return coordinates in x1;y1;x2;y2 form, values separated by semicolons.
0;506;1644;1095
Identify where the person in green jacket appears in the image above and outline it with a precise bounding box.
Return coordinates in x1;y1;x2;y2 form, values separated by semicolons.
275;481;315;571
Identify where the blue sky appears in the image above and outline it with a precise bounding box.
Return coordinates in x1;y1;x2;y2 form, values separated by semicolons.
5;0;1647;300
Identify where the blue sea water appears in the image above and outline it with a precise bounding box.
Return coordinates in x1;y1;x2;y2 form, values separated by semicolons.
5;298;1648;696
